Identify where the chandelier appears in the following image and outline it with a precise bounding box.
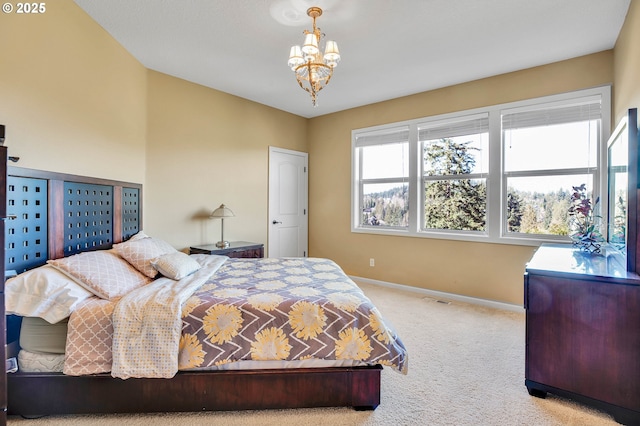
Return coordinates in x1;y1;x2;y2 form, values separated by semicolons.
287;6;340;107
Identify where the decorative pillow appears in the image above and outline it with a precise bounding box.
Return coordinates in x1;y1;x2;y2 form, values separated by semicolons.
113;236;178;278
152;252;201;280
47;250;152;300
129;230;149;241
5;265;94;323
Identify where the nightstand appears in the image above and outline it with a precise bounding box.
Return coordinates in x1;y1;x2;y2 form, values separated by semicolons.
189;241;264;258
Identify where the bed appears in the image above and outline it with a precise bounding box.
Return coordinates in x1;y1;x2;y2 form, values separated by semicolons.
2;166;407;417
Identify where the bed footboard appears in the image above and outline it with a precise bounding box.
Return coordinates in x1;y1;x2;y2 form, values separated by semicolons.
7;366;381;416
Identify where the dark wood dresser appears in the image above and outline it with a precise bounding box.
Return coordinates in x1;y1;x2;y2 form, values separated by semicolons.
189;241;264;258
524;243;640;425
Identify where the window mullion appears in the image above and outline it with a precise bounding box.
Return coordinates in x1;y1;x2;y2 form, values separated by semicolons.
423;173;487;182
487;107;502;239
361;177;407;185
504;167;596;178
408;125;419;232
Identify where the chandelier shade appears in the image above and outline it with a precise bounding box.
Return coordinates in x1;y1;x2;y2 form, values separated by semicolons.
288;6;340;107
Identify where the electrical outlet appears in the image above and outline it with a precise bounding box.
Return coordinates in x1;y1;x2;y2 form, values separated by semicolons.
369;258;375;267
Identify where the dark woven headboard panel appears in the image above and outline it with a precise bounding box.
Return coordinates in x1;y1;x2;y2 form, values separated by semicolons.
5;176;48;273
5;167;142;273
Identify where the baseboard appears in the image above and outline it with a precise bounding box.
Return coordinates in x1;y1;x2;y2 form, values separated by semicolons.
350;275;524;313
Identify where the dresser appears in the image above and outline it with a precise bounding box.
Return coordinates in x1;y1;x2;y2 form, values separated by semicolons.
524;244;640;425
189;241;264;258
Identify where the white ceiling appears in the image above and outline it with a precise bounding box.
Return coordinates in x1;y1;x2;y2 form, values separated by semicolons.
73;0;630;119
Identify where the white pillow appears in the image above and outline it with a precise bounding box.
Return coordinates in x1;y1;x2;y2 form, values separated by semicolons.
48;250;152;300
113;235;178;278
5;265;94;323
129;230;149;241
152;252;201;280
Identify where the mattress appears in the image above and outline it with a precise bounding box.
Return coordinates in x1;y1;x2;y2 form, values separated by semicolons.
19;316;67;354
17;349;363;374
18;317;68;373
18;350;64;373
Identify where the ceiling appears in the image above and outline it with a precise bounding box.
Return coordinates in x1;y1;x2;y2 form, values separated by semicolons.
73;0;631;119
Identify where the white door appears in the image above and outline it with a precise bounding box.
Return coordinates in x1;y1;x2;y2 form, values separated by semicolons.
268;147;308;258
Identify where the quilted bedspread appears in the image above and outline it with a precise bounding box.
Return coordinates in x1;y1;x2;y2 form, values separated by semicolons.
178;257;407;374
64;256;408;378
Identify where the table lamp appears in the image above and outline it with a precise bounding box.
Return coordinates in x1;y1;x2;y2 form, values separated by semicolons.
210;204;235;248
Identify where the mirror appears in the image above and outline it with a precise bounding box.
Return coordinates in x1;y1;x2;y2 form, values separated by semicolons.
607;108;638;272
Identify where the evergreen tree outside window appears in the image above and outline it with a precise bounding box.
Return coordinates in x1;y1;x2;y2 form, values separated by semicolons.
419;114;488;232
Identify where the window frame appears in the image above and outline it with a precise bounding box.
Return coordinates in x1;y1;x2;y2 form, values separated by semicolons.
353;125;411;231
351;86;611;246
418;112;490;235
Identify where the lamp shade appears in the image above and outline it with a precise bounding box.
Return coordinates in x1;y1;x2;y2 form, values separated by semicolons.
323;40;340;64
288;45;304;70
210;204;235;219
301;33;319;56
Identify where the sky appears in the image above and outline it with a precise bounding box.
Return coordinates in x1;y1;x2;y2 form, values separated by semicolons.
360;119;600;195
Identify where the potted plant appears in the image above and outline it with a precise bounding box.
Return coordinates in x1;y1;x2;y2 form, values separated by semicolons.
568;184;604;253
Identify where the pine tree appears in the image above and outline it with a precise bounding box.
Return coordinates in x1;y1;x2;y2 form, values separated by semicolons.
520;204;540;234
507;190;524;232
423;138;486;231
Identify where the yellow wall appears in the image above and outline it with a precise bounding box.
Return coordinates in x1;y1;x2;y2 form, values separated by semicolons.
2;0;638;306
613;0;640;121
307;52;614;305
0;0;147;183
144;71;307;250
0;0;307;253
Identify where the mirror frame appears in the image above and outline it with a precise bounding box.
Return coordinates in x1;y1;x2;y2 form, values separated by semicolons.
607;108;638;272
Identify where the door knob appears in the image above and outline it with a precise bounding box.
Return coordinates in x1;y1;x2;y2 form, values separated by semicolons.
272;220;282;225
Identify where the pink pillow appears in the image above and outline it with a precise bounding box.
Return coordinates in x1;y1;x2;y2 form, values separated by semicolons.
48;250;151;300
113;236;177;278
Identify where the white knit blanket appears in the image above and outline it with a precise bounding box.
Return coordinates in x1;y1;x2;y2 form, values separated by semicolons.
110;255;226;379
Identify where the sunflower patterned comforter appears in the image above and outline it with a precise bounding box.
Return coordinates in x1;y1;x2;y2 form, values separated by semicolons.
65;256;408;379
178;257;407;375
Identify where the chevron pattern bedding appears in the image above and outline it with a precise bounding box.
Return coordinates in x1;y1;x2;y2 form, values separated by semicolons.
64;256;408;377
179;257;408;373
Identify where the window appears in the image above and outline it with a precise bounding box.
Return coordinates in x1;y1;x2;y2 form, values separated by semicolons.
419;114;489;233
351;86;610;246
502;99;601;238
354;127;409;229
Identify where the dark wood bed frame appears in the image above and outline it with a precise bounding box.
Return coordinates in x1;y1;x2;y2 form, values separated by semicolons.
0;163;381;422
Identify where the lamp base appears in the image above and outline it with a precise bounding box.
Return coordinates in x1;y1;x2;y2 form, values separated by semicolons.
216;241;230;248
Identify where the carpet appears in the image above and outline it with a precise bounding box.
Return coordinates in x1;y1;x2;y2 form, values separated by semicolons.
7;281;619;425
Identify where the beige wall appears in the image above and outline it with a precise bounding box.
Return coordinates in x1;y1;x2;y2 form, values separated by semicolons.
144;71;307;251
613;0;640;121
307;52;614;305
0;0;307;254
0;0;147;184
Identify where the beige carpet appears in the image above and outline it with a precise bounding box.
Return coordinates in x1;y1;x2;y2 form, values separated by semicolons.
7;281;619;426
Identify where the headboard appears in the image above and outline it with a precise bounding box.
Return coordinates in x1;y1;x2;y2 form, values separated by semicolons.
5;167;143;274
